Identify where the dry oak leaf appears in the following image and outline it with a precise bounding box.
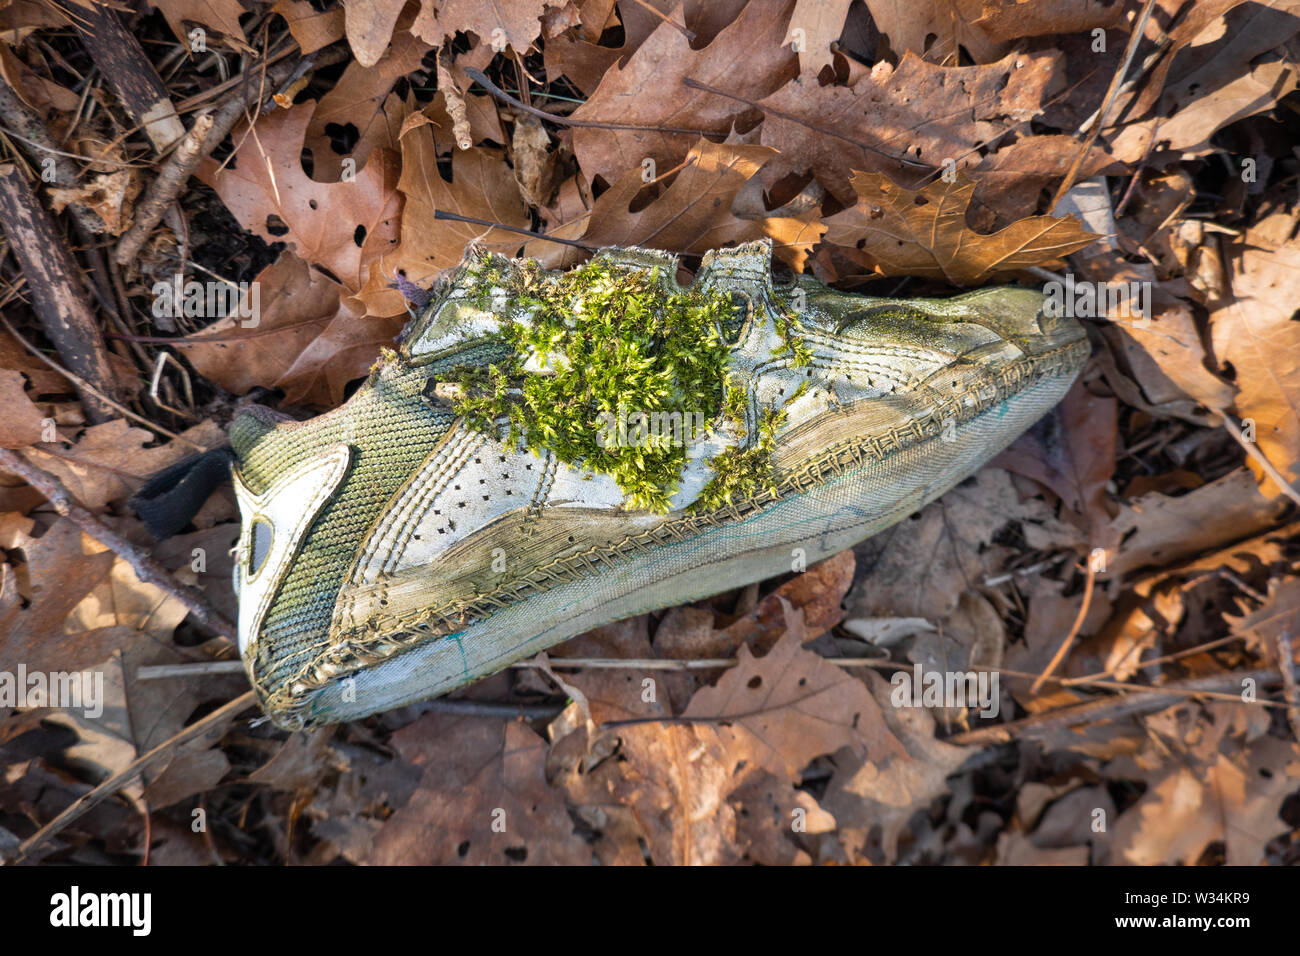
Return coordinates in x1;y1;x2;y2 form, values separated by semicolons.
567;0;799;190
142;0;251;49
0;369;47;448
303;21;431;180
526;137;826;271
198;101;401;296
862;0;1005;63
818;668;968;863
21;418;226;511
270;0;345;54
758;50;1064;209
1105;468;1287;580
342;0;407;67
364;713;590;865
179;251;404;407
355;113;529;319
846;468;1077;621
1108;737;1299;865
1210;213;1300;490
824;171;1098;284
683;602;908;777
993;378;1118;543
788;0;854;73
412;0;562;50
597;603;900;864
542;0;681;95
1228;577;1300;659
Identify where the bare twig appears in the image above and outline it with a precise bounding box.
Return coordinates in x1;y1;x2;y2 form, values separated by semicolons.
1050;0;1158;211
53;0;186;152
0;447;236;642
0;164;118;421
951;667;1280;746
113;113;212;264
115;46;347;265
1030;561;1096;695
1276;632;1300;743
1217;411;1300;508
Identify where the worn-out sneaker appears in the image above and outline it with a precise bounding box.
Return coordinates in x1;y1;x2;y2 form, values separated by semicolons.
229;239;1088;728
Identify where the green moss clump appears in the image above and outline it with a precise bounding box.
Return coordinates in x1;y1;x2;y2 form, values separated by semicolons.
447;257;734;513
692;380;809;512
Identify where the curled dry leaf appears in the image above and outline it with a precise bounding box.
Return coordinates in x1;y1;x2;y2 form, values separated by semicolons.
823;171;1098;284
178;251;404;407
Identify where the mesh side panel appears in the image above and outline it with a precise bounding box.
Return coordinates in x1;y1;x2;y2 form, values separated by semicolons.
239;370;455;694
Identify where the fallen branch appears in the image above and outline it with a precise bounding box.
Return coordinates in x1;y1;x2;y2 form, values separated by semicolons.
54;0;185;153
0;83;103;236
115;45;348;265
0;164;118;421
0;447;236;642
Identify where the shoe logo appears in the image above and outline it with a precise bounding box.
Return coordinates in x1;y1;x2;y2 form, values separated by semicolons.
232;444;351;655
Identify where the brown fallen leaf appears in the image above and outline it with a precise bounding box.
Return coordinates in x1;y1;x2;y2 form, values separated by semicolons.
270;0;346;54
527;137;825;271
146;0;251;49
823;171;1098;284
354;113;529;319
1107;737;1299;865
759;50;1064;208
198;101;401;296
1106;468;1287;580
1210;212;1300;492
0;370;47;448
412;0;557;51
365;714;591;865
22;418;226;511
341;0;407;68
47;168;140;236
567;0;798;189
303;24;430;179
819;668;969;863
847;468;1077;621
788;0;854;74
992;378;1118;543
1228;577;1300;659
178;251;404;407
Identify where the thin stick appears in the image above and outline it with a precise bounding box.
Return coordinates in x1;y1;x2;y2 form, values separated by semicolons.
1276;632;1300;744
12;691;257;863
434;209;596;249
0;164;119;421
1217;411;1300;508
464;67;706;135
1050;0;1157;211
1030;561;1096;695
951;667;1279;746
0;448;237;642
